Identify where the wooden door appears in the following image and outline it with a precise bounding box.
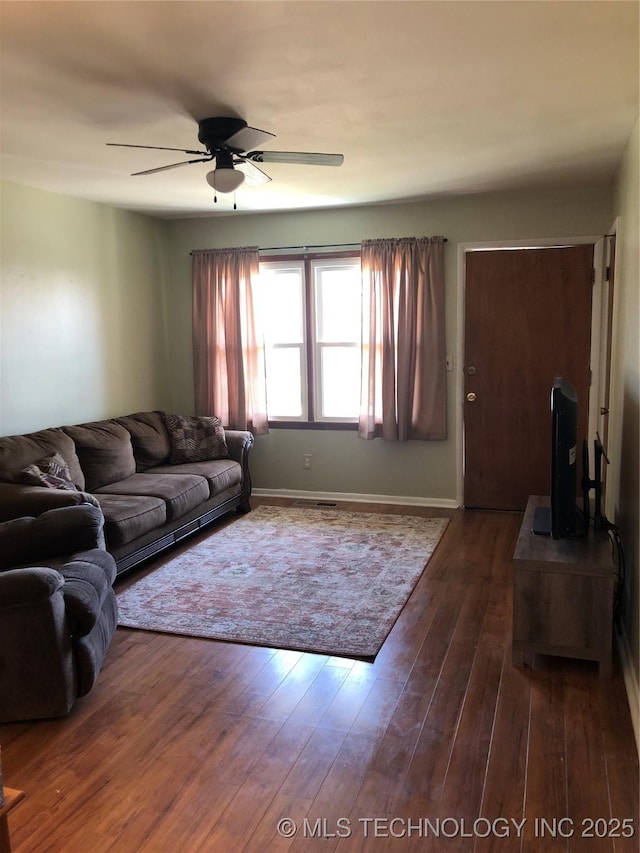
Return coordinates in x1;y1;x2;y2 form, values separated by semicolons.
464;245;594;511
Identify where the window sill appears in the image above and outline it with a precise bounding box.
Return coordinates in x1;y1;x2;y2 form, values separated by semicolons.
267;421;358;431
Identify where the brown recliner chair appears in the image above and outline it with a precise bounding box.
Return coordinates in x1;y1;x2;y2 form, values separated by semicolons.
0;504;118;722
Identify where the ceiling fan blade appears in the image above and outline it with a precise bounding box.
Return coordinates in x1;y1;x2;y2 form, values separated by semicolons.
224;125;276;153
235;159;272;186
107;143;207;156
131;157;213;176
246;151;344;166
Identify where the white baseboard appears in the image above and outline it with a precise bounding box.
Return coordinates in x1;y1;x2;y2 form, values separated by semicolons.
616;621;640;755
252;488;459;510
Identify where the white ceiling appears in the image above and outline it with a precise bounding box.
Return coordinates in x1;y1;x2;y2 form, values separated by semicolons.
1;1;638;219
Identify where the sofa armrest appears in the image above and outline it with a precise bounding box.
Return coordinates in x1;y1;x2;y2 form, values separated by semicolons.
224;430;254;461
0;550;115;637
0;566;76;722
61;550;117;636
31;504;107;555
0;566;63;607
0;481;99;522
224;430;254;499
63;549;117;586
0;505;107;571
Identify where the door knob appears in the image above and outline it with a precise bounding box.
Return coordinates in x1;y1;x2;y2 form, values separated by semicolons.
466;392;477;402
467;366;477;375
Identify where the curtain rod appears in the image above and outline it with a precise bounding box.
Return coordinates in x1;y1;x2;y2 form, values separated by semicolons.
260;238;447;251
191;238;447;255
261;242;360;252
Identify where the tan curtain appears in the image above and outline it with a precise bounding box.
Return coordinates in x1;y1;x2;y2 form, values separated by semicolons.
192;247;268;435
359;237;446;441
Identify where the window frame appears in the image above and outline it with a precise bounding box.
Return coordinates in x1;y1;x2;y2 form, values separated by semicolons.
259;251;361;429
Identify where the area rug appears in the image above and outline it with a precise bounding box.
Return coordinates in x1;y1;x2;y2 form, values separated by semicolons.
116;506;449;658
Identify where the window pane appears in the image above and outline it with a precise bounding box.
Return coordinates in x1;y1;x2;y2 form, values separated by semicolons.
259;257;362;423
316;266;361;343
320;346;360;418
260;268;304;343
265;346;304;418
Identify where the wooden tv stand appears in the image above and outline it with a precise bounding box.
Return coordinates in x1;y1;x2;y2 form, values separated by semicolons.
512;495;616;677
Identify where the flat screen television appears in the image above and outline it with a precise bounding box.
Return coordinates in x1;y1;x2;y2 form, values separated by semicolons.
532;376;580;538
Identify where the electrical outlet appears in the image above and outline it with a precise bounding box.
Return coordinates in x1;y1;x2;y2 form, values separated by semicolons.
303;454;312;470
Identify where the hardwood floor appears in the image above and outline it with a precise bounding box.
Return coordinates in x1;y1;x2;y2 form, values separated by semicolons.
1;499;637;852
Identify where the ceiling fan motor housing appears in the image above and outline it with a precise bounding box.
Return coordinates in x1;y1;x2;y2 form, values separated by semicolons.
198;117;247;153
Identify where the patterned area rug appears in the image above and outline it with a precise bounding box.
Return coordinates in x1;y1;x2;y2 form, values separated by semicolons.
116;506;449;658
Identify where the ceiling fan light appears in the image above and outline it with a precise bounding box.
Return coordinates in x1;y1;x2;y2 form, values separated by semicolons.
206;167;244;194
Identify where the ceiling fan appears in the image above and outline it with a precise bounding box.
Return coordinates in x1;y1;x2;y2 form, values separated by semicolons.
107;116;344;194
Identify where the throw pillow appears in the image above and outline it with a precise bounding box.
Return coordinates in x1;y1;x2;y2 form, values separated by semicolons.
21;452;79;492
163;413;229;464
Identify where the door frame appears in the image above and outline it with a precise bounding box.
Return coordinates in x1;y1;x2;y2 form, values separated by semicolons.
600;219;620;523
455;235;602;507
588;231;619;513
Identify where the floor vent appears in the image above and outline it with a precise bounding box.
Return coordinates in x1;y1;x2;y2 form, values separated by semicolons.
293;500;339;508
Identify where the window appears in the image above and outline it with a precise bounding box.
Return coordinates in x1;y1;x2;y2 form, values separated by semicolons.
259;255;361;424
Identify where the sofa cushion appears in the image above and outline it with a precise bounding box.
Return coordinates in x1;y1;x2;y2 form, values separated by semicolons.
150;459;241;497
21;452;79;492
92;493;166;548
115;411;171;472
162;413;229;464
63;421;136;492
95;472;209;521
0;428;85;490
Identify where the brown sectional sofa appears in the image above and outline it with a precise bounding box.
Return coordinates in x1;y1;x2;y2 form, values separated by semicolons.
0;411;254;575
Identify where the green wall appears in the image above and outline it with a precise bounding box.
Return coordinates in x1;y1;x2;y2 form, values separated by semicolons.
0;181;172;435
164;186;614;504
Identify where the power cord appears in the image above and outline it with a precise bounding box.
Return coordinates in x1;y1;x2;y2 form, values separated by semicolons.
602;519;626;621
